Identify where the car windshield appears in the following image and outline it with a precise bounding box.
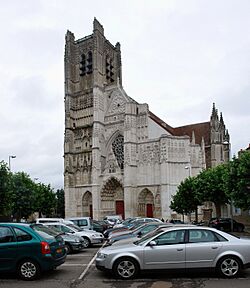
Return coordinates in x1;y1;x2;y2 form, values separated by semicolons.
31;224;57;239
67;224;83;231
134;229;164;246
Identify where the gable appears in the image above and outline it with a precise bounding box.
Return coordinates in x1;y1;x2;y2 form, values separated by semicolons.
105;88;136;116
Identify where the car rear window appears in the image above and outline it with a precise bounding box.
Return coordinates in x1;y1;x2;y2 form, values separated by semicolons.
31;224;56;240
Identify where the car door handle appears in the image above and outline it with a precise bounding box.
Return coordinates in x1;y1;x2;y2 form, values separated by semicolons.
177;248;183;251
211;246;218;249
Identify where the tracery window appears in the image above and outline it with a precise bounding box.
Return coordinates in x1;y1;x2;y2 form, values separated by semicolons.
112;135;124;169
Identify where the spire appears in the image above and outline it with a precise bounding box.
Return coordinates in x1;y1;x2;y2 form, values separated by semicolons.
210;103;219;129
211;103;218;121
220;112;224;125
219;112;225;132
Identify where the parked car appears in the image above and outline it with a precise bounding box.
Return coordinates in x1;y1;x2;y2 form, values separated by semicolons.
45;222;104;248
35;218;65;224
107;222;172;245
103;218;161;239
104;215;122;226
96;226;250;279
92;220;112;233
106;221;147;239
208;218;245;232
66;217;93;230
0;223;66;280
34;224;85;254
169;219;184;224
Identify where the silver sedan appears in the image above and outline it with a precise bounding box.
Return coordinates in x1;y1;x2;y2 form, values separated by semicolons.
96;226;250;279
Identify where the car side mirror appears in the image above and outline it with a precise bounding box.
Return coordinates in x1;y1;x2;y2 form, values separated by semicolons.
149;240;156;246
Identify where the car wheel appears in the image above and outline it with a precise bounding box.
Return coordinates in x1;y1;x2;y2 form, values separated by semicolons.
65;243;72;254
217;256;242;278
113;257;139;280
82;237;91;248
18;259;40;280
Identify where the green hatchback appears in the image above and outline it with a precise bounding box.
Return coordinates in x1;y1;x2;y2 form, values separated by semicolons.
0;223;67;280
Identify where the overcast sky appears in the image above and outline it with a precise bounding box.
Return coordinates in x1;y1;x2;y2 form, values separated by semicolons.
0;0;249;190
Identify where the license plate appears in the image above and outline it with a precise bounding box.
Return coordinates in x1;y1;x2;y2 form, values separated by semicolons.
56;248;62;253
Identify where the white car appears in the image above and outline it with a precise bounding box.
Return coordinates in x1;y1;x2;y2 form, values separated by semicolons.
45;222;104;248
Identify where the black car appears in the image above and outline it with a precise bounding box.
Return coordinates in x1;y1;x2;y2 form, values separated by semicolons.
93;220;112;233
35;225;85;254
209;217;245;232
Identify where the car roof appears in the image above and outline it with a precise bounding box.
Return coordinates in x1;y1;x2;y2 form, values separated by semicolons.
66;217;91;220
0;222;30;227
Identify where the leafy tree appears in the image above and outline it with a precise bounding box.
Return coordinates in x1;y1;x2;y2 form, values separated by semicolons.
34;183;56;217
226;151;250;210
170;176;202;222
195;165;229;217
11;172;36;221
0;161;13;217
55;189;65;218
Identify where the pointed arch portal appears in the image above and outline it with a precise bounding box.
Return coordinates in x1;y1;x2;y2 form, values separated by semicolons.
101;177;124;219
82;191;93;218
138;189;154;217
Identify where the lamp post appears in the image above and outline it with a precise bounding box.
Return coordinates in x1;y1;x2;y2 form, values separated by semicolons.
8;155;16;171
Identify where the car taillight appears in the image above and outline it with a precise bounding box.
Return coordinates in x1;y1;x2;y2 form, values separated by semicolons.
41;241;51;254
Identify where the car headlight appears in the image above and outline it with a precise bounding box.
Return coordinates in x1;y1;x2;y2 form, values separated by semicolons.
74;238;80;243
92;233;102;237
97;252;107;259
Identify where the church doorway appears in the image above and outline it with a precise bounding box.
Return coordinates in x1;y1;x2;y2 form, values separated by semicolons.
101;177;124;219
146;204;153;217
116;200;124;220
82;191;93;217
138;189;154;217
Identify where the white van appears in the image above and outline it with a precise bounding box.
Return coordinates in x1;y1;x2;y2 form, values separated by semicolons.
35;218;65;224
66;217;93;230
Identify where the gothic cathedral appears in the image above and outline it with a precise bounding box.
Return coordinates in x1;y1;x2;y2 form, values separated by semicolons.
64;19;230;220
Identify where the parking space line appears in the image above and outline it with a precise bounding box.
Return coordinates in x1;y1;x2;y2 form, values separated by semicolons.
78;242;106;280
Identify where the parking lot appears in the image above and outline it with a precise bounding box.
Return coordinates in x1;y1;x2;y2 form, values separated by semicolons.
1;241;250;288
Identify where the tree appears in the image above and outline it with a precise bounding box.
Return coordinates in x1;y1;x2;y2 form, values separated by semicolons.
34;183;56;217
195;165;229;217
0;161;13;218
55;189;65;218
226;151;250;210
170;176;202;222
11;172;36;221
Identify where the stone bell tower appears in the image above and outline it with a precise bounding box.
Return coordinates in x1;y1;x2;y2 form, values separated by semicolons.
64;18;122;217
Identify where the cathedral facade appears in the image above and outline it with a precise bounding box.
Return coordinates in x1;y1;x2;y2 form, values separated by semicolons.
64;19;230;220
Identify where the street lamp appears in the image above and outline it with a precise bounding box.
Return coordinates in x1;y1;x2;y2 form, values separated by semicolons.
8;155;16;171
185;165;191;177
